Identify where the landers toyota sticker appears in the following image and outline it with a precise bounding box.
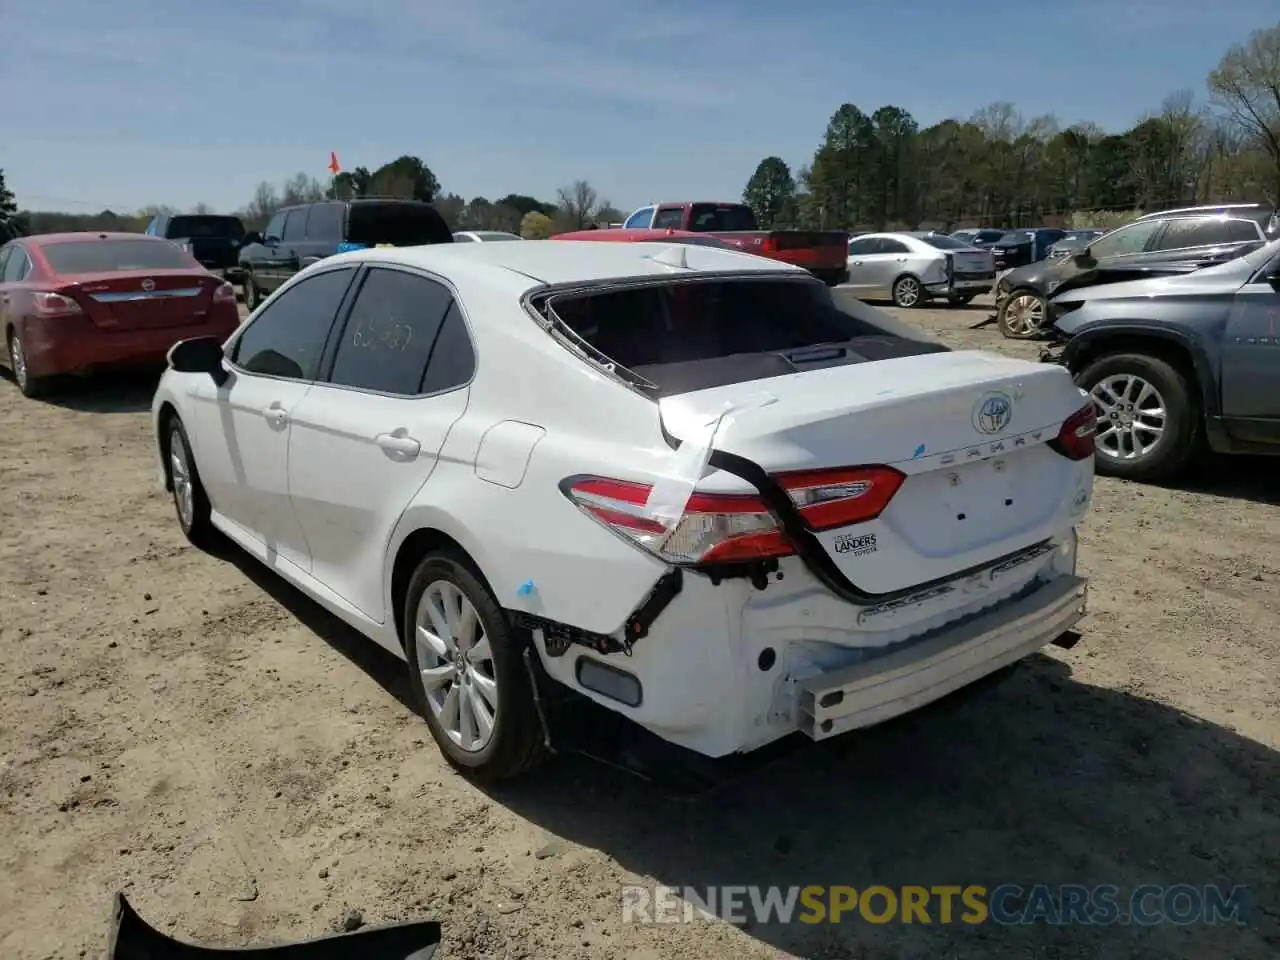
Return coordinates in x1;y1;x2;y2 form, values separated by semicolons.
833;532;878;556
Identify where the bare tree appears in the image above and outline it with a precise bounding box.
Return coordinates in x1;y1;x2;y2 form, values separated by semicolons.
1208;24;1280;202
556;179;600;228
192;202;213;214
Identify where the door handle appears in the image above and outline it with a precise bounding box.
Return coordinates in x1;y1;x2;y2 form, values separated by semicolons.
376;431;421;457
261;403;288;426
851;260;863;266
897;257;907;262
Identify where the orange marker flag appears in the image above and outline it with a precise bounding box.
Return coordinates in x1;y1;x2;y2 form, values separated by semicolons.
328;151;341;176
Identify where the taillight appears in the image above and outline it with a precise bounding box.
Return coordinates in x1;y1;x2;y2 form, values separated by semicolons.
562;465;904;566
213;281;236;303
31;292;83;318
1049;401;1097;461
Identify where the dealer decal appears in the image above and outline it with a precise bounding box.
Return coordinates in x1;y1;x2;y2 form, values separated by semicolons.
834;533;878;556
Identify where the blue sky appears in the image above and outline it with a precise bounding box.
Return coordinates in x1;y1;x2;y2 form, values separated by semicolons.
3;0;1274;215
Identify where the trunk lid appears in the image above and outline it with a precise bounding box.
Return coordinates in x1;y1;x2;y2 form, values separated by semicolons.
950;248;994;275
659;350;1092;594
712;231;849;269
65;270;222;331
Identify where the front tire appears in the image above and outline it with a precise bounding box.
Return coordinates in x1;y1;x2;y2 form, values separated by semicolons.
998;288;1045;339
167;418;216;548
1075;352;1202;481
891;275;922;308
403;553;547;783
241;270;261;311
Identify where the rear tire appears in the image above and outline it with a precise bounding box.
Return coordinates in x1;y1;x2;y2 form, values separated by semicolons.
7;328;46;398
1075;352;1202;482
891;275;922;308
403;553;547;783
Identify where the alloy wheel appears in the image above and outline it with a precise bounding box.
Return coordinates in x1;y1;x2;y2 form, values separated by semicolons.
894;277;920;307
169;427;195;531
1003;294;1044;336
415;580;499;753
1090;374;1167;462
9;333;28;391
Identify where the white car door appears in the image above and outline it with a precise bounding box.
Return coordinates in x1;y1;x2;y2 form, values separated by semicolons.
189;266;358;571
286;266;473;622
845;236;886;296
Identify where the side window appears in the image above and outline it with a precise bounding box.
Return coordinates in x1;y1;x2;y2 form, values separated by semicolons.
452;233;476;242
3;248;29;282
652;207;684;230
1224;219;1263;243
231;268;355;379
1088;220;1162;259
878;238;910;254
847;237;878;256
419;301;476;394
305;203;343;242
264;211;286;242
144;218;158;236
282;209;307;242
328;268;457;395
0;245;11;279
624;207;655;229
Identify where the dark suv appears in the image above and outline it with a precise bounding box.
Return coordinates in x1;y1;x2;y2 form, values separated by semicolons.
994;203;1279;339
990;227;1068;271
238;199;453;309
145;213;247;282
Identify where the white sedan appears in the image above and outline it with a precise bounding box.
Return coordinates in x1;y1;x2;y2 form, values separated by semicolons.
452;231;522;243
152;240;1094;781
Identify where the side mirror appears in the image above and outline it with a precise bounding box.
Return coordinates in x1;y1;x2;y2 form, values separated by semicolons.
167;336;229;386
242;231;263;246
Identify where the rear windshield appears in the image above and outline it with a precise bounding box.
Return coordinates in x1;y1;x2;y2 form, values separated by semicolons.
975;230;1006;242
687;204;759;232
346;203;453;246
919;233;970;249
543;278;946;395
42;239;196;274
165;215;244;241
474;232;521;241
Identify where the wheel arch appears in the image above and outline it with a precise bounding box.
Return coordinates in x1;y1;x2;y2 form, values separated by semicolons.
155;400;182;491
1062;325;1217;418
891;272;922;303
389;526;497;653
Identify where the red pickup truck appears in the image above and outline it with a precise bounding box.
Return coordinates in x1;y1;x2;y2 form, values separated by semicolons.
621;202;849;285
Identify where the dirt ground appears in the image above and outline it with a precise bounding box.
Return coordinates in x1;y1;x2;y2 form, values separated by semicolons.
1;293;1278;960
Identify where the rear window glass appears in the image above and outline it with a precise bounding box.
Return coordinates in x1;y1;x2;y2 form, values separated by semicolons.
919;234;970;249
687;204;758;232
345;203;453;247
544;279;945;394
42;239;196;274
976;230;1006;243
165;216;245;241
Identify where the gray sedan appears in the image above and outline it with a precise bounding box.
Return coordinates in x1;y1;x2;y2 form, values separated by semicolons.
845;232;996;307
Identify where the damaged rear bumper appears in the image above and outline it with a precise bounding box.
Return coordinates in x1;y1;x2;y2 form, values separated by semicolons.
796;574;1087;740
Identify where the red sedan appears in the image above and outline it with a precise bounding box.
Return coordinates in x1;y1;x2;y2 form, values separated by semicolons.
0;232;241;398
552;227;731;247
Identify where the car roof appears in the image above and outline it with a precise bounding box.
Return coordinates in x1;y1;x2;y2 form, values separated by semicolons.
21;231;168;245
330;238;804;290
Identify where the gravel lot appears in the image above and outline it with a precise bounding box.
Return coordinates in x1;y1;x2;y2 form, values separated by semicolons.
1;293;1277;959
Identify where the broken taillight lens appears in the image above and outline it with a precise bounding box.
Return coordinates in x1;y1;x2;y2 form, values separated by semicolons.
1049;400;1097;461
562;465;905;565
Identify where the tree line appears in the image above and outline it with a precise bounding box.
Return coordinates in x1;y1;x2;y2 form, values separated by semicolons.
0;153;627;241
742;22;1280;232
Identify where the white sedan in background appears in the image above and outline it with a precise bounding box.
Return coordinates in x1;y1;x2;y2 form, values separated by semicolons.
452;230;522;243
846;231;997;308
152;240;1093;781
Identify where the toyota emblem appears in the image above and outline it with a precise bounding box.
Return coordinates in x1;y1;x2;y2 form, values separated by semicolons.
972;391;1013;435
141;278;155;292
